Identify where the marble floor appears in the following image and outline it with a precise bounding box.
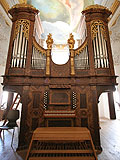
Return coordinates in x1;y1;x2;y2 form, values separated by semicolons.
0;118;120;160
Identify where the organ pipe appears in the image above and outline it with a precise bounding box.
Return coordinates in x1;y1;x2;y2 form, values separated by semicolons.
91;21;109;69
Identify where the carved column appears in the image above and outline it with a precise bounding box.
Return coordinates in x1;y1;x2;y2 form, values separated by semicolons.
90;86;101;151
108;92;116;119
18;86;30;149
68;33;75;76
46;33;53;76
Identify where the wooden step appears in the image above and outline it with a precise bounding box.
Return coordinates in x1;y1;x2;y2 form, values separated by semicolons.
29;157;95;160
31;149;93;153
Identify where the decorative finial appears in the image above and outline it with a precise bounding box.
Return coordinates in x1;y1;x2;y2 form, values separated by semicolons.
46;33;53;49
68;33;75;49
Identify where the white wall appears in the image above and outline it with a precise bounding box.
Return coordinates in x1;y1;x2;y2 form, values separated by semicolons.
0;6;11;106
98;93;110;119
0;65;6;106
114;65;120;100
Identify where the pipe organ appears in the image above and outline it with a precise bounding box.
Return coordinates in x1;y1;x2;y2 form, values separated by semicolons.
91;20;109;69
11;19;29;68
3;3;116;153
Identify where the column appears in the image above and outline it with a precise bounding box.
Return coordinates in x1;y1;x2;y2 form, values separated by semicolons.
108;92;116;119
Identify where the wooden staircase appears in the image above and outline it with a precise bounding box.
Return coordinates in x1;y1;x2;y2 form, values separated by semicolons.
25;127;98;160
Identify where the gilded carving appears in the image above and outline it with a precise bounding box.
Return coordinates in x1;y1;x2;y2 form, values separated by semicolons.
33;37;46;55
46;33;53;49
70;50;75;76
74;38;88;55
13;19;30;40
91;20;107;40
68;33;75;49
46;50;51;75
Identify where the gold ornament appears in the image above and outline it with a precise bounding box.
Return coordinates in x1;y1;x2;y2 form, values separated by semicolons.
46;33;53;49
75;38;88;55
91;20;107;40
68;33;75;49
33;37;46;55
13;19;30;40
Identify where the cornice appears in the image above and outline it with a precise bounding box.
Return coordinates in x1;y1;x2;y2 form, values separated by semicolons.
82;4;112;17
10;3;36;10
18;0;27;4
83;4;111;13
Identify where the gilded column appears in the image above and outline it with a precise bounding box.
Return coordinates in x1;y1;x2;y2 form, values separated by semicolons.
46;33;53;76
68;33;75;76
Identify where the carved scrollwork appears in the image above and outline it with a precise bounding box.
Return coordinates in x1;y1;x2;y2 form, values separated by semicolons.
33;37;46;55
13;19;30;40
91;20;107;40
74;38;88;55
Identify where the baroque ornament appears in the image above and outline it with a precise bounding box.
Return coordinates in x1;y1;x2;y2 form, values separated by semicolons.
33;37;46;55
91;20;107;40
13;19;30;40
74;38;88;55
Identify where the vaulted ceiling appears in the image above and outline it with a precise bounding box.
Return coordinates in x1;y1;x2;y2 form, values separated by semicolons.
0;0;119;67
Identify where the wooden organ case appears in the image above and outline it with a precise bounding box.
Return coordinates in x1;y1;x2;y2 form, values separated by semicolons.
2;4;117;152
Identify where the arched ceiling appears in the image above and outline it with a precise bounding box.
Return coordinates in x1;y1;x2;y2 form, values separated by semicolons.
0;0;118;67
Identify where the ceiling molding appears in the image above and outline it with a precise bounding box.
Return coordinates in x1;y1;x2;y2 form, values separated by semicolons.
0;0;10;14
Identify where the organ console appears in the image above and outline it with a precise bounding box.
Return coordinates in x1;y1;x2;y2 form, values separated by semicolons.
2;3;116;153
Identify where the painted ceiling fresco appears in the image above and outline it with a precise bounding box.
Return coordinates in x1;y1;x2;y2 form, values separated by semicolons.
27;0;94;44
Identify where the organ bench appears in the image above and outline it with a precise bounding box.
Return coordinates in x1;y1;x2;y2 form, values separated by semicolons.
25;127;98;160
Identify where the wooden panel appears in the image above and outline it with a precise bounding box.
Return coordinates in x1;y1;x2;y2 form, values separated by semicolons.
49;89;70;105
80;94;87;108
32;118;39;130
81;118;88;127
47;119;72;127
33;92;40;108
